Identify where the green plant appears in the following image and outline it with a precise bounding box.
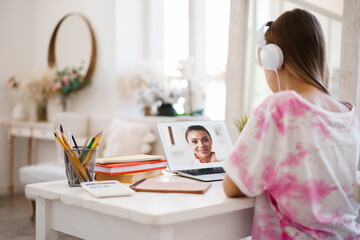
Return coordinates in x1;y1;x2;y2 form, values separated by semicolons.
234;114;248;133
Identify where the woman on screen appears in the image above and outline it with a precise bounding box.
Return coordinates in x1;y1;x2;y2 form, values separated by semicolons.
185;125;219;163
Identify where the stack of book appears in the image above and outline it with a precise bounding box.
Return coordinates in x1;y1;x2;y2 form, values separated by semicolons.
94;154;167;183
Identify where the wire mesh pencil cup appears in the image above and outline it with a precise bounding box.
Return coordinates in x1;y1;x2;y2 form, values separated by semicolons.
63;148;97;187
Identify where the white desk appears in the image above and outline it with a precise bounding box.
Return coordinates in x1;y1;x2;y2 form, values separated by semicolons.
2;121;54;197
26;174;254;240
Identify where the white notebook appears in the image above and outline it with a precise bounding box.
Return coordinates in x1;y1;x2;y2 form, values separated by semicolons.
80;181;134;198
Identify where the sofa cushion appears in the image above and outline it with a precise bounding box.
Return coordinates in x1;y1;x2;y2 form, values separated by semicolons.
19;163;66;185
102;119;157;156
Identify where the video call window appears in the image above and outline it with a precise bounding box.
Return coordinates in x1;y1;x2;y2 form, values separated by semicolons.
158;122;233;167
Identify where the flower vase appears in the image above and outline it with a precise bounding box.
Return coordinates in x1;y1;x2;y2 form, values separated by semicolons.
36;102;48;122
61;95;68;111
144;106;151;116
157;104;177;116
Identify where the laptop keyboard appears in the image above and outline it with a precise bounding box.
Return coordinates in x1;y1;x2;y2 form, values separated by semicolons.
179;167;225;176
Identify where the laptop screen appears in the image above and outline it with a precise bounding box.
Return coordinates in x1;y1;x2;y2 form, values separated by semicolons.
157;121;234;171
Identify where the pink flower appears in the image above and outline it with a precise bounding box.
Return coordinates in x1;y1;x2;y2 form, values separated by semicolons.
63;74;70;86
71;73;77;79
52;82;62;92
6;76;17;87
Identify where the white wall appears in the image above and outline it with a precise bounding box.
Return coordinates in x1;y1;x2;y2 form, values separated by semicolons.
0;0;38;195
0;0;146;195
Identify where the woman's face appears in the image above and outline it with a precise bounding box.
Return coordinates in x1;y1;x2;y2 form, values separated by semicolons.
187;130;213;159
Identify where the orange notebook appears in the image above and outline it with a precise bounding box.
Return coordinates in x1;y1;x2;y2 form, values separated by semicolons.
130;179;212;194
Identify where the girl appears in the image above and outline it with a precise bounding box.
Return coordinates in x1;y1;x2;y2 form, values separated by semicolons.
223;9;360;239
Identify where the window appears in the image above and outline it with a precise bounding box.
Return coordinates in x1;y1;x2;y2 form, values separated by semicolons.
247;0;343;111
122;0;342;119
163;0;230;119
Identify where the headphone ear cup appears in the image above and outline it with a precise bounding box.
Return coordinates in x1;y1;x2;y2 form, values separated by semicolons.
260;43;284;70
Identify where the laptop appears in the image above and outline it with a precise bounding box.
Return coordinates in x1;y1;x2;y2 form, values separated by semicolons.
157;121;233;182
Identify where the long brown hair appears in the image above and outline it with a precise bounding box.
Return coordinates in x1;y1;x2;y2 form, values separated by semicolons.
265;9;330;94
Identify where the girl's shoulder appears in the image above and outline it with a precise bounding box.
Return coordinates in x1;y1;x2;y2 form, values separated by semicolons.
255;90;307;113
255;90;356;121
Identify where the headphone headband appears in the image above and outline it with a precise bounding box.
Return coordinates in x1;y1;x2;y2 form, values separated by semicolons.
257;21;272;48
257;21;283;71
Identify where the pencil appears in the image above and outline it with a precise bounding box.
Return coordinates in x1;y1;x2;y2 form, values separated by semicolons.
83;132;102;168
53;132;85;181
55;130;89;181
83;132;103;179
79;135;96;164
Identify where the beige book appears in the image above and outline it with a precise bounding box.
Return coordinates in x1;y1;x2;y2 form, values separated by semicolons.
95;169;163;183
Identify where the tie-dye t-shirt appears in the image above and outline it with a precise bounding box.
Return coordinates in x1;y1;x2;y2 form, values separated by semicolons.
224;90;360;239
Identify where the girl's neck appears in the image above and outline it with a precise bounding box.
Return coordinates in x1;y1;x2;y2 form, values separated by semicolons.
278;68;349;113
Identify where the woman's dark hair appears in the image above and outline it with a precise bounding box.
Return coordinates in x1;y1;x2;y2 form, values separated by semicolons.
185;125;212;142
265;8;329;94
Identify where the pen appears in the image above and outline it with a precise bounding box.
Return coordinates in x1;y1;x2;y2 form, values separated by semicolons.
70;131;81;155
72;134;79;149
129;178;147;189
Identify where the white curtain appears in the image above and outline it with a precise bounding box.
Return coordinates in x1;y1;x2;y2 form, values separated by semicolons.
225;0;250;142
339;0;360;118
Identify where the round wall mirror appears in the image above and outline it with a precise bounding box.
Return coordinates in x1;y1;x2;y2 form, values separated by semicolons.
48;13;97;86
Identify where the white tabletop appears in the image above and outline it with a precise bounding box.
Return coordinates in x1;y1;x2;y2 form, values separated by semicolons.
26;173;254;226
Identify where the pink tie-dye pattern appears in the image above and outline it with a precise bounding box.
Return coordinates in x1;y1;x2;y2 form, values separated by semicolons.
303;180;337;205
253;217;281;239
255;115;269;140
270;175;336;206
276;210;335;239
271;95;311;135
311;121;330;141
281;142;310;167
314;209;345;226
229;143;248;166
261;157;277;189
252;198;282;239
230;143;255;191
296;142;309;158
281;154;299;167
344;233;360;240
226;91;360;239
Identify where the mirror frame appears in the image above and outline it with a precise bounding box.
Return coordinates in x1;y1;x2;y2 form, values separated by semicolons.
48;13;97;87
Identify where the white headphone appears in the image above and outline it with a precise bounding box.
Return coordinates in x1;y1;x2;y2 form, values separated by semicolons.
257;22;284;71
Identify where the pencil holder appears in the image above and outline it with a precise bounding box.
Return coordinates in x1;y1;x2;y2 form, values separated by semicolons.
63;148;97;187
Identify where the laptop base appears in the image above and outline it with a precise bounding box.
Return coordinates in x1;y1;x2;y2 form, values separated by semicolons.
177;172;225;182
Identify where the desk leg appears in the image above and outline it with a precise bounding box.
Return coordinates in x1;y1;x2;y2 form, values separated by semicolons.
8;131;14;198
27;137;32;165
36;198;58;240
